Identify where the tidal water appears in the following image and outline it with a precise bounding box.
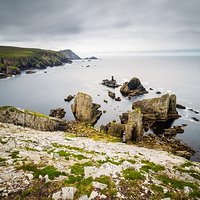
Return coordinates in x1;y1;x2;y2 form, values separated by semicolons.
0;54;200;161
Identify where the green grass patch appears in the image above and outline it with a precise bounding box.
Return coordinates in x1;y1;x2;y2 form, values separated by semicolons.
97;157;125;166
10;150;19;159
175;163;200;180
25;146;39;152
123;168;145;181
17;164;66;180
141;160;165;173
95;175;117;197
52;143;95;155
57;150;70;160
150;184;164;193
180;162;194;168
65;175;82;184
126;159;136;165
157;175;198;190
70;161;94;177
0;157;6;162
75;177;94;197
0;137;7;144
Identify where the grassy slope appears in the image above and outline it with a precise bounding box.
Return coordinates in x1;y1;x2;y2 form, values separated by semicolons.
0;46;56;58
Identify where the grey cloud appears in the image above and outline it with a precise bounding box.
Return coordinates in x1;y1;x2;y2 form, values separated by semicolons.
0;0;200;51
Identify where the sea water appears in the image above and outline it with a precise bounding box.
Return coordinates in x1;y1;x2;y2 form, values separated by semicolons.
0;54;200;160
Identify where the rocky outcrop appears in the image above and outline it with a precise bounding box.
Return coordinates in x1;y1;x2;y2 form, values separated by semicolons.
59;49;81;60
0;106;70;131
120;77;148;97
125;109;144;141
102;76;120;88
132;94;180;122
71;92;102;124
64;95;74;102
49;108;66;119
104;109;144;142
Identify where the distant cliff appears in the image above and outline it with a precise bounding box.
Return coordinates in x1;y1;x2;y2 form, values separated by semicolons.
0;46;72;78
59;49;81;60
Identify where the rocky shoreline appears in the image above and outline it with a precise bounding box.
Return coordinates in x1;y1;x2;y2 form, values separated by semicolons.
0;75;199;199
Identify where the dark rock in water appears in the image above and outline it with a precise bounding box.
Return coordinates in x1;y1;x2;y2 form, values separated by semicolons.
120;77;148;97
176;104;186;109
71;92;102;124
103;110;107;114
49;108;66;119
156;91;161;94
103;99;108;103
174;125;184;133
64;95;74;102
0;73;10;78
85;56;98;60
102;76;120;88
163;125;184;137
149;88;153;90
192;117;199;122
188;108;199;114
0;106;70;131
86;65;90;67
44;71;47;73
26;70;36;74
108;91;116;99
115;97;121;101
132;93;180;122
163;128;177;137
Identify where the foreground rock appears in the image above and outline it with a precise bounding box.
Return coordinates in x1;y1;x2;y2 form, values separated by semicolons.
102;76;120;88
71;92;102;124
120;77;148;97
49;108;66;119
0;122;199;199
0;106;70;131
132;93;180;122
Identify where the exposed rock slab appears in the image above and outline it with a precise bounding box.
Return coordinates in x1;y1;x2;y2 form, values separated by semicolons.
132;93;180;122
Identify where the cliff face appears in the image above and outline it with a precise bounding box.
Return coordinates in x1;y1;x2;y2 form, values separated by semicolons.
0;106;70;131
59;49;81;60
0;46;72;78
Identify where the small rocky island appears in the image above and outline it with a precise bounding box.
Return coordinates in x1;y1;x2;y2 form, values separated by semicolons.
120;77;148;97
102;76;120;88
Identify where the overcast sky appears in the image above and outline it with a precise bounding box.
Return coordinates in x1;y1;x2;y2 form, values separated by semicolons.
0;0;200;55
